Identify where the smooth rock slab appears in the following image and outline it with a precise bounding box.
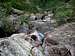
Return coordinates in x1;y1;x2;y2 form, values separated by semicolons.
0;36;32;56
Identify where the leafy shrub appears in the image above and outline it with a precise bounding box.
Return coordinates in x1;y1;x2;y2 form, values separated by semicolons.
0;7;6;20
53;3;74;26
0;6;15;37
18;15;29;25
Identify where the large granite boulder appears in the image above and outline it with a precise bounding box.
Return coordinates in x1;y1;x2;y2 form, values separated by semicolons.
45;22;75;56
0;33;44;56
0;33;32;56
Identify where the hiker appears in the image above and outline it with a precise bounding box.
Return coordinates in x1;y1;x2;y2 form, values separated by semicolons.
30;28;45;45
30;35;39;47
31;35;44;56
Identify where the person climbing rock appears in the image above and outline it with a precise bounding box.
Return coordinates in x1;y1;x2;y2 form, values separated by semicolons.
31;35;40;47
31;35;37;41
30;28;45;46
31;35;44;56
30;32;44;56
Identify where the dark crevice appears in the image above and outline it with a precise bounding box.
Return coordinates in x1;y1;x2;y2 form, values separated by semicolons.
0;27;17;38
65;0;71;3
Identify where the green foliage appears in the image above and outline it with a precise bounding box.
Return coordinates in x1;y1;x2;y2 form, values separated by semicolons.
2;18;15;33
0;0;75;32
0;0;65;13
0;7;14;33
55;5;72;17
0;0;73;13
54;3;73;20
53;1;74;26
0;6;15;35
0;7;6;19
18;15;29;25
0;0;12;15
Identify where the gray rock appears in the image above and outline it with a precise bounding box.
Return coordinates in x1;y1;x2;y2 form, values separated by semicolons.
45;22;75;56
0;33;44;56
30;20;54;33
0;33;33;56
45;45;71;56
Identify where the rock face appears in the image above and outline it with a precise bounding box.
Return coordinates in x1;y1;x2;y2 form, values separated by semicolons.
0;33;33;56
30;13;54;33
45;22;75;56
0;33;44;56
31;20;53;33
0;22;75;56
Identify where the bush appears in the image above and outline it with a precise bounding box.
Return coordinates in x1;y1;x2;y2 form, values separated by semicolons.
53;3;73;26
18;15;29;25
0;6;16;37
